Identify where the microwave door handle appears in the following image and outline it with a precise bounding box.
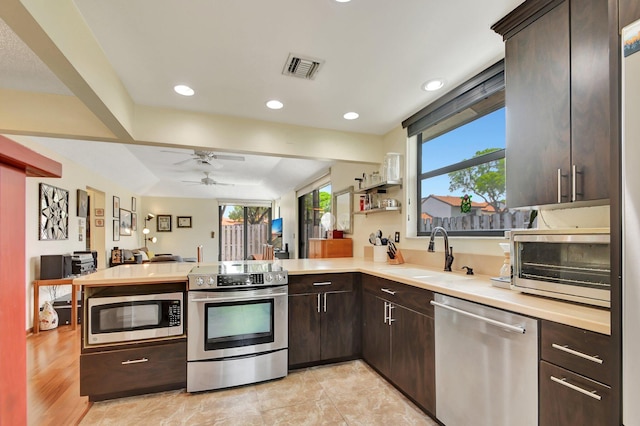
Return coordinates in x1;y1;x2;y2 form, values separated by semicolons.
190;292;288;303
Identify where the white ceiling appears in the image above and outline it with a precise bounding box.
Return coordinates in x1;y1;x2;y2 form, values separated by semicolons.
0;0;523;199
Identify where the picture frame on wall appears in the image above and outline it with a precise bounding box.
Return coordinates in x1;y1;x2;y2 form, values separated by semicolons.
120;209;132;236
95;208;104;217
113;196;120;218
113;219;120;241
177;216;192;228
132;212;137;231
39;183;69;241
157;214;172;232
77;189;88;218
131;197;136;212
95;218;104;227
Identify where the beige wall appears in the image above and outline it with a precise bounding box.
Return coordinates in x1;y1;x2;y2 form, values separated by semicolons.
13;135;139;329
141;197;219;262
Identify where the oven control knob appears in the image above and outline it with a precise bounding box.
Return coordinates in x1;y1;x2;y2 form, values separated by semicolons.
195;276;204;287
276;273;286;283
264;273;273;283
207;276;216;286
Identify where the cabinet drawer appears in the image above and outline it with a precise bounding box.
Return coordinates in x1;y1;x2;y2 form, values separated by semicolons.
80;341;186;399
363;275;433;317
288;273;355;295
540;360;612;425
541;320;612;385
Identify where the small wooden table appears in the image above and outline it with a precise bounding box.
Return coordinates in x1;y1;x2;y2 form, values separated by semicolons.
33;278;77;334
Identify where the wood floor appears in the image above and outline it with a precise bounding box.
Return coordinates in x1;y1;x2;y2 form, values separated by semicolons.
27;325;90;426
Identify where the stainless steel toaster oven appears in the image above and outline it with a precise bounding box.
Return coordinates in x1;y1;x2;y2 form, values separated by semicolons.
511;228;610;307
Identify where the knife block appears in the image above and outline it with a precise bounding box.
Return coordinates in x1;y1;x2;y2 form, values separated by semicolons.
388;249;405;264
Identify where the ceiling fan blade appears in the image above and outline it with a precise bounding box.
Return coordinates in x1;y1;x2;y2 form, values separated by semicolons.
214;182;234;186
181;180;202;184
214;154;245;161
173;158;195;166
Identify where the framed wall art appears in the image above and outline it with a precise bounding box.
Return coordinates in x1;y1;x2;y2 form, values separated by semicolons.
95;218;105;227
132;212;137;231
77;189;88;218
177;216;192;228
113;219;120;241
120;209;132;236
131;197;136;212
113;196;120;218
157;214;172;232
39;183;69;240
95;208;104;217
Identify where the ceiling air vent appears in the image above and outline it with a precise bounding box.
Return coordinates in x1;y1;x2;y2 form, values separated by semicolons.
282;53;324;80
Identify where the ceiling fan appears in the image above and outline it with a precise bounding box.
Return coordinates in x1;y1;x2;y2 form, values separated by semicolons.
164;150;245;166
182;172;233;186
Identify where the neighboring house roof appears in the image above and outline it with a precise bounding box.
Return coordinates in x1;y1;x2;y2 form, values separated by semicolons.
421;194;498;214
221;218;242;225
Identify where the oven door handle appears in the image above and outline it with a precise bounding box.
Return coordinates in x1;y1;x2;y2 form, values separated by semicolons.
190;292;288;303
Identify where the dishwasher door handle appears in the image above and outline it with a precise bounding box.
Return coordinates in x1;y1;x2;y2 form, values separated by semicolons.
430;300;526;334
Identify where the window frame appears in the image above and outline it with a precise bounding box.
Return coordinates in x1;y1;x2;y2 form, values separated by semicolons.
404;60;510;237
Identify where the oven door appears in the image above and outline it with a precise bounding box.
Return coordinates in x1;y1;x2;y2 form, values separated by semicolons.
187;285;288;361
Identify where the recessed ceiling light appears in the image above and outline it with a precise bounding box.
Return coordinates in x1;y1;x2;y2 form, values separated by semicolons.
174;84;195;96
422;79;445;92
335;0;352;3
343;112;359;120
266;100;284;110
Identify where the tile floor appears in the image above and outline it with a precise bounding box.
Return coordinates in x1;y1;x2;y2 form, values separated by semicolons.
80;360;438;425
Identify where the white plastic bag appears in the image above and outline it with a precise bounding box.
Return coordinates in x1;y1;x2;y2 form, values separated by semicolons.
40;300;58;330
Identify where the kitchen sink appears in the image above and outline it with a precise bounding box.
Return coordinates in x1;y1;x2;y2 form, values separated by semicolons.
377;267;472;282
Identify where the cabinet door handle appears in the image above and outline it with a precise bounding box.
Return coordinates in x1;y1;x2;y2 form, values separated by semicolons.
384;301;389;324
388;304;395;326
121;358;149;365
323;293;327;313
550;376;602;401
551;343;603;364
317;293;321;313
557;168;562;203
313;281;332;286
381;288;396;295
572;164;583;201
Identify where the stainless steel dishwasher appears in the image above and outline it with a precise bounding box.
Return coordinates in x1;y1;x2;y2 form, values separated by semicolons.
431;294;538;426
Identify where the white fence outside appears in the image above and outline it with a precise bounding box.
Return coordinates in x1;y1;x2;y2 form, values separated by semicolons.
220;223;269;261
419;210;533;233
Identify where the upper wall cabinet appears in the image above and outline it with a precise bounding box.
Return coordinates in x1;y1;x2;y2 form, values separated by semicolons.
493;0;611;208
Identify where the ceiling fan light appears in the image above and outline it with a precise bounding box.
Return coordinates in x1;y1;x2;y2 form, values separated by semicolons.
343;112;359;120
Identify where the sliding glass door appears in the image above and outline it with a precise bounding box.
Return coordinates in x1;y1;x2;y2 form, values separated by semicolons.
219;205;271;261
298;183;331;258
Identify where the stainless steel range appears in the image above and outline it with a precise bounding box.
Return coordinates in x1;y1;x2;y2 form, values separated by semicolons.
186;263;288;393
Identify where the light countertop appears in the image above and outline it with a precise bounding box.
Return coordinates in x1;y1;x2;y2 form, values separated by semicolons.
74;257;610;335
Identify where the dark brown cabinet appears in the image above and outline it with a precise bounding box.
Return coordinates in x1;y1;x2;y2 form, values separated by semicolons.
80;340;186;401
361;275;435;415
539;320;614;425
497;0;610;208
288;273;360;367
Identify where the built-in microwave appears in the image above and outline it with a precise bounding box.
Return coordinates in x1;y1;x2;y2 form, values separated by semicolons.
86;285;184;346
511;228;610;308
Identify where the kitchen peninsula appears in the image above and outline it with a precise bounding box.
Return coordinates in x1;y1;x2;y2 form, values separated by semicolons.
74;258;612;423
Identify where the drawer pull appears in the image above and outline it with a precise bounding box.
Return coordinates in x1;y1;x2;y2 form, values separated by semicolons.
551;343;603;364
381;288;397;295
121;358;149;365
313;281;332;286
550;376;602;401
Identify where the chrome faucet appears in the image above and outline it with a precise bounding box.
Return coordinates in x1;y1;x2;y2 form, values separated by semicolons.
428;226;454;271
